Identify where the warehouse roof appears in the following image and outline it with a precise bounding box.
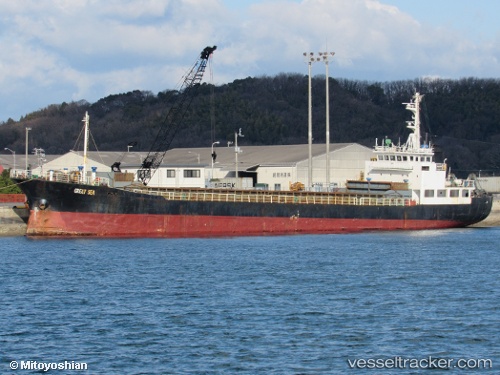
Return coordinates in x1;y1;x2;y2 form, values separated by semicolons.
1;143;371;172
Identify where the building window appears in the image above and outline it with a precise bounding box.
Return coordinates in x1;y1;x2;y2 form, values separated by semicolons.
166;169;175;178
184;169;200;178
273;172;291;178
424;190;434;197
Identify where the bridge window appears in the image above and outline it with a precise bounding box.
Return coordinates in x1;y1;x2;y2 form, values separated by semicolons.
166;169;175;178
424;190;435;197
450;190;459;197
462;190;470;198
437;189;446;197
422;166;429;171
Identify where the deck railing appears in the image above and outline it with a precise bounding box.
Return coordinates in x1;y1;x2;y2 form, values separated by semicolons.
10;169;111;187
126;186;412;207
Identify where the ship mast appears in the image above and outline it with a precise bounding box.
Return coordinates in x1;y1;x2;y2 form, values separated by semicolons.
403;92;423;150
82;111;90;184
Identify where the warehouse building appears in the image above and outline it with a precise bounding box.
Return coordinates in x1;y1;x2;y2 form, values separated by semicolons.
3;143;391;191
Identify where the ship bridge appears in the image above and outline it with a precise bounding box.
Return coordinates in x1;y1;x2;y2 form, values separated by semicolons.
365;92;476;205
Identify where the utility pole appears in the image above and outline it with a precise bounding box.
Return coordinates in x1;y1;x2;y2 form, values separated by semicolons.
82;112;90;184
234;128;244;188
211;141;220;180
25;127;31;174
33;148;46;176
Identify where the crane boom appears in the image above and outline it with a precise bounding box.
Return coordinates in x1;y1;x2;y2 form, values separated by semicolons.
137;45;217;184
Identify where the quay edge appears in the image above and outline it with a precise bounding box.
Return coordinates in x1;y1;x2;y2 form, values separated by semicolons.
0;205;29;237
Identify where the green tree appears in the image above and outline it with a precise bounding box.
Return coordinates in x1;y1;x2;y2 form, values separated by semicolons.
0;170;22;194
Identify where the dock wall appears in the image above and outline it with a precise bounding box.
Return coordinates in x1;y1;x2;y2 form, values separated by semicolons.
0;206;29;236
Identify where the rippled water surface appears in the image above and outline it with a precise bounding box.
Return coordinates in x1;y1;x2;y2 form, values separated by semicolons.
1;228;499;374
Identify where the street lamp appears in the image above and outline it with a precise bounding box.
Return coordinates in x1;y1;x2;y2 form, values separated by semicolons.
4;148;16;175
211;141;220;180
127;141;137;152
25;127;31;174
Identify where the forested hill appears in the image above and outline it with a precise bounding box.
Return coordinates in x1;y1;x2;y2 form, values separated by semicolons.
1;74;499;177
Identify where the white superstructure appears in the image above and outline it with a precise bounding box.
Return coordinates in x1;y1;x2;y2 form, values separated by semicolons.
366;92;476;205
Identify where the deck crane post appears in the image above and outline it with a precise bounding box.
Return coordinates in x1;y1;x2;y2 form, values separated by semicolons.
136;45;217;185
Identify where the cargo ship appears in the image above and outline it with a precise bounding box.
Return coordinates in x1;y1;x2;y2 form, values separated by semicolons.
12;48;492;237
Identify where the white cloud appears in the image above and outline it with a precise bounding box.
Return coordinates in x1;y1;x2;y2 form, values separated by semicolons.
1;0;499;121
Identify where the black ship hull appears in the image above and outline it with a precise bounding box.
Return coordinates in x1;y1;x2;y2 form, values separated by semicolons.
16;179;493;237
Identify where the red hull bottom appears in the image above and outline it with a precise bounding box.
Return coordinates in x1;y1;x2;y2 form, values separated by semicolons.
27;210;466;238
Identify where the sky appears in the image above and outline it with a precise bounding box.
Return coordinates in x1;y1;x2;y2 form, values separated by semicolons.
1;0;499;122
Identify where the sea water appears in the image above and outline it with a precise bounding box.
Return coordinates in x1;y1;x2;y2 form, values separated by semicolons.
1;228;499;374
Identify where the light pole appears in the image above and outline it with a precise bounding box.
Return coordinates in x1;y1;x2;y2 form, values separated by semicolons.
4;148;16;174
211;141;220;180
303;52;320;190
234;128;244;188
319;51;335;190
303;51;335;191
25;127;31;174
